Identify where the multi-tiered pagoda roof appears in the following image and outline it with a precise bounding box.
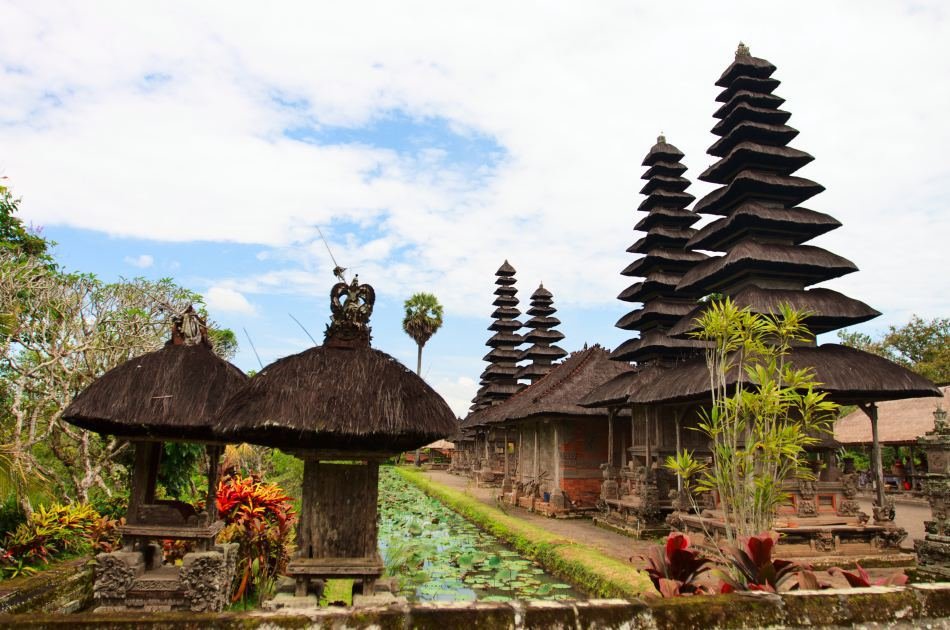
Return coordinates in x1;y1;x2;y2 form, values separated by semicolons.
517;284;567;383
470;261;524;411
610;136;708;365
670;43;879;336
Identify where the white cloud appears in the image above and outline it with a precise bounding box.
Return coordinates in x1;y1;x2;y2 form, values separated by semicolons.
204;286;256;316
1;0;948;326
123;254;154;268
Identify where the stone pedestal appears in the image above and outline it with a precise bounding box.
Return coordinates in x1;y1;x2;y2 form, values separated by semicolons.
914;407;950;581
94;543;238;612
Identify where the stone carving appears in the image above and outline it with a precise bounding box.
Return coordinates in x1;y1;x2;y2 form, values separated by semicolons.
915;406;950;580
838;468;864;517
170;305;208;347
813;532;835;553
872;497;896;523
873;527;907;549
94;551;143;601
669;488;690;513
326;275;375;344
180;544;238;613
797;500;818;518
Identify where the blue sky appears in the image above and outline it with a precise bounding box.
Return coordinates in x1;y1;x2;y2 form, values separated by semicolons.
3;1;949;413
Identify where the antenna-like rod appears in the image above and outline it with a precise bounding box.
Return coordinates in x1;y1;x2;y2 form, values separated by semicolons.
243;327;264;370
289;313;318;346
315;226;348;282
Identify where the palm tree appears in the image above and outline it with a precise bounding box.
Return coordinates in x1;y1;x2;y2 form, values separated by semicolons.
403;292;444;466
402;292;444;376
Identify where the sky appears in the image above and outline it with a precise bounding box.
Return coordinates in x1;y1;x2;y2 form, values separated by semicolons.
2;1;949;416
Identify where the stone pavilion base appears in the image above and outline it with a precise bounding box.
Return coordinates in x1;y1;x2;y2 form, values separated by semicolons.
93;543;238;613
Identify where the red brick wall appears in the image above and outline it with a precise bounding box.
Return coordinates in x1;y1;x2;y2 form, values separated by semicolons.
557;417;609;509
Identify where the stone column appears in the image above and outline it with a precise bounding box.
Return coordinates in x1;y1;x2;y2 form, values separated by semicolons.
915;406;950;581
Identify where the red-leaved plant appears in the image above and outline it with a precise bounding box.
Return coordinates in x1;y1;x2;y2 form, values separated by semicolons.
216;474;296;605
718;532;827;593
830;563;908;588
643;532;712;597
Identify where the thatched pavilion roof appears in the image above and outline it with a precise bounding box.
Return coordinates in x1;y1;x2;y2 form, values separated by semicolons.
517;284;567;384
592;344;939;407
471;261;525;411
612;135;708;365
668;287;880;337
466;346;633;427
216;277;457;453
835;386;949;445
63;311;248;442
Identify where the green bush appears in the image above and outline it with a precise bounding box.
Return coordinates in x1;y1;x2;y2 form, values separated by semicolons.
0;502;122;579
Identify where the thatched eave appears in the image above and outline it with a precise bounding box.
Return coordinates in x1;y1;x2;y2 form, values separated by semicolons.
693;170;825;216
668;287;880;338
63;343;247;443
675;241;858;293
687;204;841;251
216;344;456;452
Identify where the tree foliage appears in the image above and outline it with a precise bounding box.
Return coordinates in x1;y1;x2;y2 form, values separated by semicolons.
0;182;238;513
838;316;949;385
402;292;444;375
666;299;838;541
0;180;49;260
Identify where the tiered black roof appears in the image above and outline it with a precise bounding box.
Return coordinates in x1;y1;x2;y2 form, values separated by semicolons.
470;261;524;411
611;135;708;364
673;43;878;334
516;284;567;383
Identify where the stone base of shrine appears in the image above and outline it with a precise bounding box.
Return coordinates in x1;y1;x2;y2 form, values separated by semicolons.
93;543;238;613
501;492;593;518
670;511;910;559
592;514;670;540
915;535;950;581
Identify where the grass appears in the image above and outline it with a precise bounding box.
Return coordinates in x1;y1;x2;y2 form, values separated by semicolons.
394;466;656;600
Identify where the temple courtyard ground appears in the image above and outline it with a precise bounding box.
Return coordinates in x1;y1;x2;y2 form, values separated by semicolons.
416;470;923;588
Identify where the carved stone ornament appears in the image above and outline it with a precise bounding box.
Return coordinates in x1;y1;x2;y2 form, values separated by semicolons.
170;305;209;347
325;274;375;346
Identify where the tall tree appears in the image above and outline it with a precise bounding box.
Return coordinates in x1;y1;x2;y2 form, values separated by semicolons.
0;180;50;260
402;292;444;466
402;292;444;376
839;316;950;385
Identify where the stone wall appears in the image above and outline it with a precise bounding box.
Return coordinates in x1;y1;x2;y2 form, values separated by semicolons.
0;558;93;615
2;584;950;628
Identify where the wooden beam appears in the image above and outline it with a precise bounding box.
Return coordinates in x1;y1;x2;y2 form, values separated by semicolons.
860;402;887;510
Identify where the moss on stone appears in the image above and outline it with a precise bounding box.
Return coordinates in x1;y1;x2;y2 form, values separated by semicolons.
649;592;784;629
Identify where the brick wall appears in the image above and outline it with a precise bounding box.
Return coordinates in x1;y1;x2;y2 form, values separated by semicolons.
557;417;609;509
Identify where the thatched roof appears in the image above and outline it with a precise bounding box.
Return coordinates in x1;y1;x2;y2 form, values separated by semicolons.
667;287;880;338
64;343;248;442
216;344;457;452
699;142;814;185
616;344;940;406
716;44;776;86
687;204;840;251
579;365;666;408
675;241;858;293
835;386;950;445
610;330;707;364
693;170;824;216
471;346;633;425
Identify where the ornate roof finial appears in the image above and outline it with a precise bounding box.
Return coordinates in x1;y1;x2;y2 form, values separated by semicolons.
736;41;750;58
657;132;666;144
325;272;375;347
170;305;210;348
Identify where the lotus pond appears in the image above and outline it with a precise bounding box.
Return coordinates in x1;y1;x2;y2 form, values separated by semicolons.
377;467;583;602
